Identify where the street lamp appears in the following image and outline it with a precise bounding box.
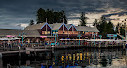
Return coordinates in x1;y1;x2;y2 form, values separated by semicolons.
77;34;81;45
54;31;58;46
19;32;26;46
93;32;96;45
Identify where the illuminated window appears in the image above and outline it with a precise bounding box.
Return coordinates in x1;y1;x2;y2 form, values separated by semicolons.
48;31;50;34
42;31;45;34
45;31;47;34
53;32;55;34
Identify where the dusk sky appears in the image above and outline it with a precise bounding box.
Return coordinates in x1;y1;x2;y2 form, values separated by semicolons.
0;0;127;29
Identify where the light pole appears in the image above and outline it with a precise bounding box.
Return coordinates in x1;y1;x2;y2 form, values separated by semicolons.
19;32;25;46
55;33;56;45
54;31;58;46
77;34;81;45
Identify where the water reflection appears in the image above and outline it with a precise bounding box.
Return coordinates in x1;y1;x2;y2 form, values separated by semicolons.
1;47;127;68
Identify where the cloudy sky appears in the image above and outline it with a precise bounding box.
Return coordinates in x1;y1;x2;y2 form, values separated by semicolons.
0;0;127;29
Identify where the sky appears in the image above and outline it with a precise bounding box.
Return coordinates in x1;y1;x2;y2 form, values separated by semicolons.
0;0;127;29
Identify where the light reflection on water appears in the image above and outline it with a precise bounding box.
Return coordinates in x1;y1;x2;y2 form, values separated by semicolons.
0;47;127;68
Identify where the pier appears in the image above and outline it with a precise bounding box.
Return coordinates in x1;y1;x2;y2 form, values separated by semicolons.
0;39;126;58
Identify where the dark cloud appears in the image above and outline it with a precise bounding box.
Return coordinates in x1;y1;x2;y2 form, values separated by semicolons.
103;12;127;17
0;0;127;29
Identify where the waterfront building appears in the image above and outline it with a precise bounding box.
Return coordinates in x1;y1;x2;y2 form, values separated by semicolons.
0;22;99;45
76;26;99;39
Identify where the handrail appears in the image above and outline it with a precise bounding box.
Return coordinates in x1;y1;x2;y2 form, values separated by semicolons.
117;33;125;39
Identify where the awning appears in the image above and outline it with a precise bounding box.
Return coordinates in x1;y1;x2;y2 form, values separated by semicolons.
0;37;21;40
87;39;126;41
60;39;87;41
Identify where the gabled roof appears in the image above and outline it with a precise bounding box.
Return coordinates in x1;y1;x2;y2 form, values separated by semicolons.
24;23;46;30
48;24;54;29
65;24;72;29
23;30;41;37
76;26;99;32
68;24;77;31
41;23;52;29
53;23;63;30
0;29;41;37
0;29;22;36
49;23;68;30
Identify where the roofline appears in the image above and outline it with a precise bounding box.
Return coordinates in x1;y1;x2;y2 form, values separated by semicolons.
68;24;78;31
41;23;52;29
77;30;99;32
58;23;68;30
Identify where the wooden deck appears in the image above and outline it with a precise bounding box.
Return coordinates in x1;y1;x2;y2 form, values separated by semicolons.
0;47;51;55
0;39;126;58
0;44;124;55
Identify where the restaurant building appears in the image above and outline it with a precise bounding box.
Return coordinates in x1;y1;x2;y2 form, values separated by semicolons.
0;22;99;44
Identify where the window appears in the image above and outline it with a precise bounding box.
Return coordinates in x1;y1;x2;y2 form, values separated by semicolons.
45;31;47;34
48;31;50;34
42;31;45;34
53;32;55;34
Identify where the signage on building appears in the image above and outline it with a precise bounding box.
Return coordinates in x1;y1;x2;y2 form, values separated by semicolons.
107;34;117;37
77;34;81;37
98;35;102;37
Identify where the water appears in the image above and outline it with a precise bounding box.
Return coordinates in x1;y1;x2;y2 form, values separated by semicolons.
0;47;127;68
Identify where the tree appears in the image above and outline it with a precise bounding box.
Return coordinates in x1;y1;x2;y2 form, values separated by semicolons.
115;23;120;33
29;20;34;25
107;21;114;34
36;8;45;24
93;19;98;27
98;16;108;38
80;12;88;26
61;10;67;24
120;24;125;37
115;23;125;36
36;8;67;24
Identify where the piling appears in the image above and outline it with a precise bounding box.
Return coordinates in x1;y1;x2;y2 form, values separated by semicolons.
0;53;2;59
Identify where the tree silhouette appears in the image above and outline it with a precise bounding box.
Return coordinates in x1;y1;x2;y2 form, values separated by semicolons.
80;12;88;26
29;20;34;25
93;19;98;26
36;8;67;24
107;21;114;34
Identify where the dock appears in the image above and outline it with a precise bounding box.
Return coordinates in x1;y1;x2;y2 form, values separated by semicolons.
0;39;126;58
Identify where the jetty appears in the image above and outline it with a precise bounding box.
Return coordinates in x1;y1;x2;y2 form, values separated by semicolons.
0;38;126;58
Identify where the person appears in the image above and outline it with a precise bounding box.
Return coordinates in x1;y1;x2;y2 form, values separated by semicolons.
55;42;57;46
18;45;20;50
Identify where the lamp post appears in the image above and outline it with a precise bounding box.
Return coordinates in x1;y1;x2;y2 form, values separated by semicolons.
55;33;56;45
77;34;81;45
19;32;25;46
54;31;58;46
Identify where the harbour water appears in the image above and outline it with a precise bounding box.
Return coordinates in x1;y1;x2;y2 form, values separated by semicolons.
0;47;127;68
